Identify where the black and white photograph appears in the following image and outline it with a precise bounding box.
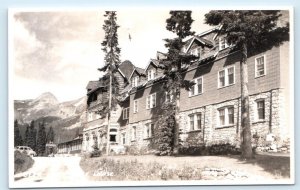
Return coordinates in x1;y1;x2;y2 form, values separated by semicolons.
8;8;294;188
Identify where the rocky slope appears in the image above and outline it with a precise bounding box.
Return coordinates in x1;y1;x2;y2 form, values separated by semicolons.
14;92;86;143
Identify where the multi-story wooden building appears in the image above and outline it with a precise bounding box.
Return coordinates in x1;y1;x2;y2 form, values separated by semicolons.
82;26;290;153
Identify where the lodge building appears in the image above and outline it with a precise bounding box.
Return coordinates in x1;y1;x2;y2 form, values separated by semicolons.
82;26;290;154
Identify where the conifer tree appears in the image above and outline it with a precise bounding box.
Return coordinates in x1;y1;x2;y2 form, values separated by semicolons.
205;10;289;159
157;11;198;155
26;120;37;150
98;11;121;155
46;126;55;143
36;121;47;156
14;120;23;146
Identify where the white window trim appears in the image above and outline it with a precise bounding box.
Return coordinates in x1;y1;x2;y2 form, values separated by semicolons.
144;123;153;139
165;91;174;103
121;132;126;145
133;100;138;113
189;76;203;97
218;66;235;89
123;107;129;120
131;126;136;141
146;93;156;109
255;55;267;78
216;106;235;128
255;99;266;122
131;76;139;87
188;113;202;131
219;37;229;51
147;68;157;81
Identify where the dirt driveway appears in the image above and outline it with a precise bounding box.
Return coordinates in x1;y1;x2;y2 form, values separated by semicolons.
13;155;90;187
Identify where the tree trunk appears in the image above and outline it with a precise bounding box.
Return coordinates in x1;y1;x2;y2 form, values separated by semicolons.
106;73;112;155
173;90;180;155
240;43;253;159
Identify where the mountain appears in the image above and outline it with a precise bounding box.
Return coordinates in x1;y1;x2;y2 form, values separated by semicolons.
14;92;87;144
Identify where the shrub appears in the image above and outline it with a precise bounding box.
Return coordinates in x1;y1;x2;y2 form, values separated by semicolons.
178;141;241;156
14;150;34;174
90;144;101;158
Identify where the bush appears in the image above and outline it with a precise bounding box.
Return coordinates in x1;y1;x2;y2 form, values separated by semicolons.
178;143;240;156
14;150;34;174
90;144;101;158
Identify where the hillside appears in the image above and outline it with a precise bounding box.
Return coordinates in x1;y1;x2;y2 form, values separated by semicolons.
14;92;86;144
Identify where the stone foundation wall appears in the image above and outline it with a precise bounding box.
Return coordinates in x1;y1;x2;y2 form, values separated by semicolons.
178;89;287;147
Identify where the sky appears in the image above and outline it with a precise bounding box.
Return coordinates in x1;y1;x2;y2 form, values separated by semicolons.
12;9;212;102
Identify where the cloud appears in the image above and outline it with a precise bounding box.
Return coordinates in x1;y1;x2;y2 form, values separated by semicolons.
12;10;212;102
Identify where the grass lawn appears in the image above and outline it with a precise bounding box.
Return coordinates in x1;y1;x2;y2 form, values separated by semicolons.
80;153;290;181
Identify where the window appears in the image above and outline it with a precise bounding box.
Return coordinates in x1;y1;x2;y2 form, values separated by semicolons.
189;77;203;96
165;91;174;103
219;108;225;126
255;55;266;77
218;107;235;127
256;100;265;120
189;115;195;131
131;126;136;141
144;123;153;139
219;37;229;50
189;113;202;131
146;93;156;109
133;100;138;113
121;133;126;145
131;76;139;87
123;107;129;119
196;113;202;130
228;107;234;124
190;47;201;57
147;69;157;80
218;66;235;88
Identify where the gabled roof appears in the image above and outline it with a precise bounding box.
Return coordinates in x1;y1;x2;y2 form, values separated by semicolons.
128;67;146;80
86;80;105;90
185;36;214;53
118;60;135;80
144;59;164;72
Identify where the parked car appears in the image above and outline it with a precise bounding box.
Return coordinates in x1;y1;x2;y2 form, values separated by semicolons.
15;146;37;157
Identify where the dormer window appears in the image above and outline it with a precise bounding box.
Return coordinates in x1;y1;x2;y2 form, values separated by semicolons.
190;47;201;57
219;37;229;50
131;76;139;87
147;69;157;81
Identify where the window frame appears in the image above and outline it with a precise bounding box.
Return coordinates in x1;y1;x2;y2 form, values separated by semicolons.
188;113;202;132
189;76;203;97
219;37;229;50
131;126;137;141
255;55;266;78
256;99;266;121
218;66;235;89
147;68;157;81
217;106;235;128
144;123;153;139
131;76;139;87
122;107;130;120
146;93;156;109
133;100;138;113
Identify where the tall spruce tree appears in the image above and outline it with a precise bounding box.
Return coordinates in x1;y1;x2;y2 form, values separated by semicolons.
26;120;37;150
157;11;198;155
46;126;55;143
36;121;47;156
98;11;121;155
205;10;289;159
14;120;23;146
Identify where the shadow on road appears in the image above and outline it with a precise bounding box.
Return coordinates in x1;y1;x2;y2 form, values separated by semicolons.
234;153;291;178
